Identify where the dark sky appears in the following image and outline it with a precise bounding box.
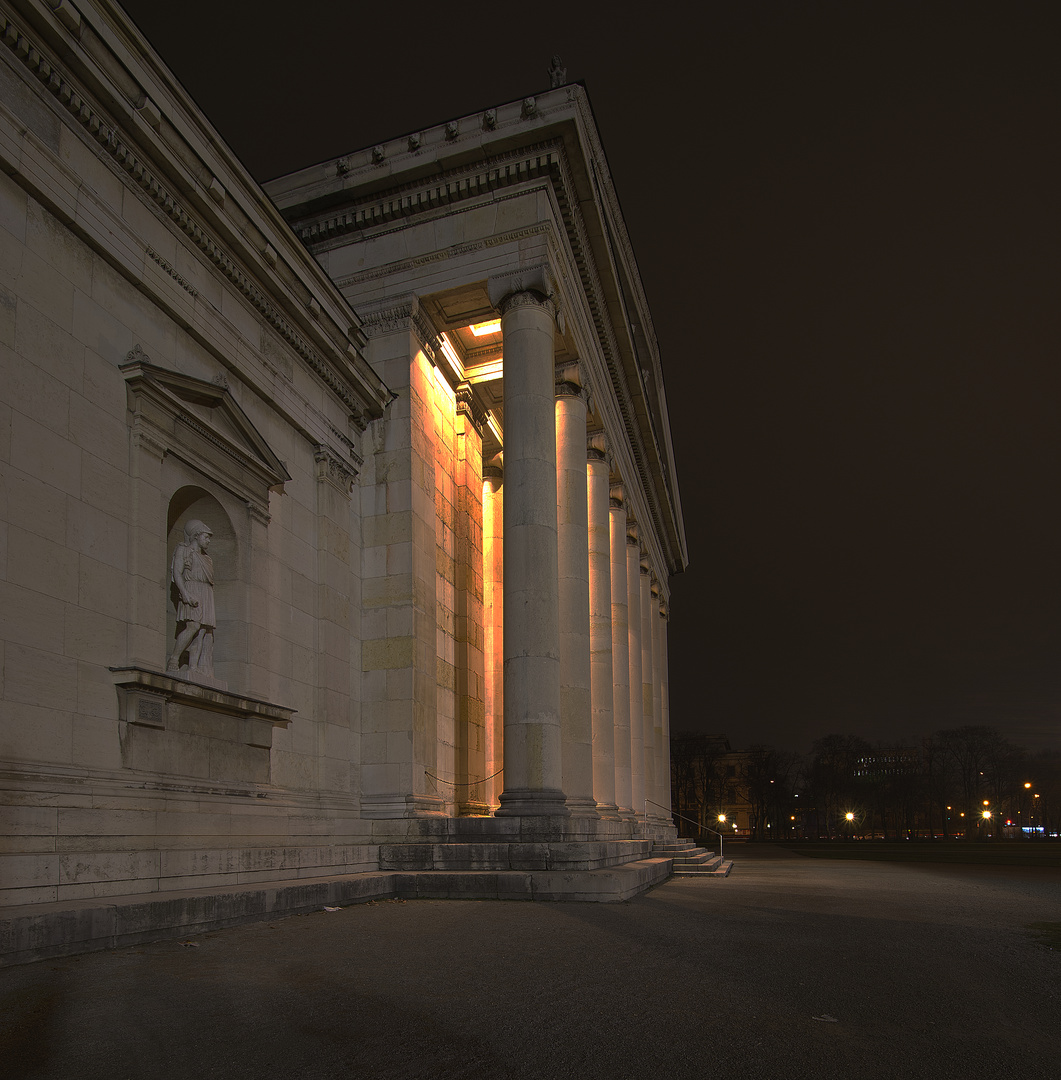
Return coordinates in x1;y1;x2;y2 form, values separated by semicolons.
119;1;1061;755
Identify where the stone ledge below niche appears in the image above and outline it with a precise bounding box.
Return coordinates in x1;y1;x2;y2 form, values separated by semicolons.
109;666;295;749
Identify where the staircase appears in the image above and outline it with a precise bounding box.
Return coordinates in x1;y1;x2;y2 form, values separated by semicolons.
653;838;733;878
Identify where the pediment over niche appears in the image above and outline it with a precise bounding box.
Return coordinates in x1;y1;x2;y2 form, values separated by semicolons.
122;349;291;515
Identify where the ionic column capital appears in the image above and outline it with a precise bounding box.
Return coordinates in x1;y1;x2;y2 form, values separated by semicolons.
586;431;609;464
609;482;624;509
483;451;504;481
488;266;562;329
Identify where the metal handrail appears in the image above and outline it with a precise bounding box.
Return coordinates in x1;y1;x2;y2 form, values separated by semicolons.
646;798;724;862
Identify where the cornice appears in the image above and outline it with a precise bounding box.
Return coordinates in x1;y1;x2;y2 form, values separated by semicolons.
0;1;390;425
269;84;685;574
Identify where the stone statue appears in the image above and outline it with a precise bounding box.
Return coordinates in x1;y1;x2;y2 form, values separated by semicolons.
167;519;216;678
548;55;566;89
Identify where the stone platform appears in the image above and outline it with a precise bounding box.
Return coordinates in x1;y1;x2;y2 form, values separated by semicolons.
2;816;678;966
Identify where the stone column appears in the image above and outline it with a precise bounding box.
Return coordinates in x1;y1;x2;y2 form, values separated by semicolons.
455;389;487;815
641;552;657;820
483;455;504;811
659;600;673;822
627;525;645;822
555;363;596;819
587;435;618;819
651;575;665;824
493;288;568;817
609;485;633;820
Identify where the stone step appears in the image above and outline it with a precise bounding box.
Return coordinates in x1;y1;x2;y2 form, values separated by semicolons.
673;859;733;878
651;840;734;879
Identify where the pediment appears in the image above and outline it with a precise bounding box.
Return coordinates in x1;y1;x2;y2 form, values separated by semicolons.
122;351;290;512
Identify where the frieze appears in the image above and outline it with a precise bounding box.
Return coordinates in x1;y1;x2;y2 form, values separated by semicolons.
0;12;375;420
330;220;553;289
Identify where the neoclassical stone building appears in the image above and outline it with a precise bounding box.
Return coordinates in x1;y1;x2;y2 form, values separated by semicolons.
0;0;687;959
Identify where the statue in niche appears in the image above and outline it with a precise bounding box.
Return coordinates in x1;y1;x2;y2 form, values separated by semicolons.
167;519;216;679
548;55;567;88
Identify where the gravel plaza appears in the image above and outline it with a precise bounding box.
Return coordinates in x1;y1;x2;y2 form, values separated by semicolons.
2;845;1057;1080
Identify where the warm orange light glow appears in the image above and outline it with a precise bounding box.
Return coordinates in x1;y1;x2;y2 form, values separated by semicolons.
982;810;991;820
469;319;501;337
1025;782;1032;788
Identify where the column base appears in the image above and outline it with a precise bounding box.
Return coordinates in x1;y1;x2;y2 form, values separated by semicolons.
458;800;492;817
495;788;571;817
360;792;446;819
594;802;622;821
565;795;601;819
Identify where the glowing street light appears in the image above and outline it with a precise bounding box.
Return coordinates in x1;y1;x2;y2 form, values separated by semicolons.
982;810;992;820
845;812;854;822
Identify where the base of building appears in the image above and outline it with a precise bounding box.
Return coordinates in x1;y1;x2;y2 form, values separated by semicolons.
0;857;674;967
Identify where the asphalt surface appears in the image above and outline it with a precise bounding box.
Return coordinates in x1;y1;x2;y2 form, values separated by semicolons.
2;845;1058;1080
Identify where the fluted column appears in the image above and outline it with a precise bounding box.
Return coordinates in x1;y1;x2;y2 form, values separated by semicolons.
641;552;657;820
627;526;645;821
494;289;567;816
555;364;596;818
483;454;504;810
587;435;617;819
609;485;633;820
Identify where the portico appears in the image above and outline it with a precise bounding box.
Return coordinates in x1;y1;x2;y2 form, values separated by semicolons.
267;85;688;834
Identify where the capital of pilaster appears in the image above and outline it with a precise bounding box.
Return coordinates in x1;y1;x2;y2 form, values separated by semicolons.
455;384;488;436
315;444;358;495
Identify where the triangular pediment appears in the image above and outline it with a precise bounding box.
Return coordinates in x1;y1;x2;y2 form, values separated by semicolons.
122;351;290;510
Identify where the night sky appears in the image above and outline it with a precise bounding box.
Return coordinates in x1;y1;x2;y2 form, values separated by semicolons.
119;1;1061;755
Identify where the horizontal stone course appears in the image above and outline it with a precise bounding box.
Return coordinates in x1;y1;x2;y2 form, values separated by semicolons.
1;856;674;965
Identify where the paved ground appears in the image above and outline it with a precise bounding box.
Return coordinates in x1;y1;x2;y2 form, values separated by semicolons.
2;844;1058;1080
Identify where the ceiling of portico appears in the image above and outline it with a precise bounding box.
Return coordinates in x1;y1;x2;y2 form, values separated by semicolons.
423;282;589;460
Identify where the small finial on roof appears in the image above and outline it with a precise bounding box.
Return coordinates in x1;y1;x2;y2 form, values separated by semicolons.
548;56;567;88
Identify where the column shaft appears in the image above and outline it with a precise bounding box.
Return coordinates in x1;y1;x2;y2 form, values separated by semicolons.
641;558;657;819
660;604;672;821
496;292;567;816
610;492;633;819
587;447;617;818
651;580;665;824
627;534;645;821
556;376;596;817
483;460;504;811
